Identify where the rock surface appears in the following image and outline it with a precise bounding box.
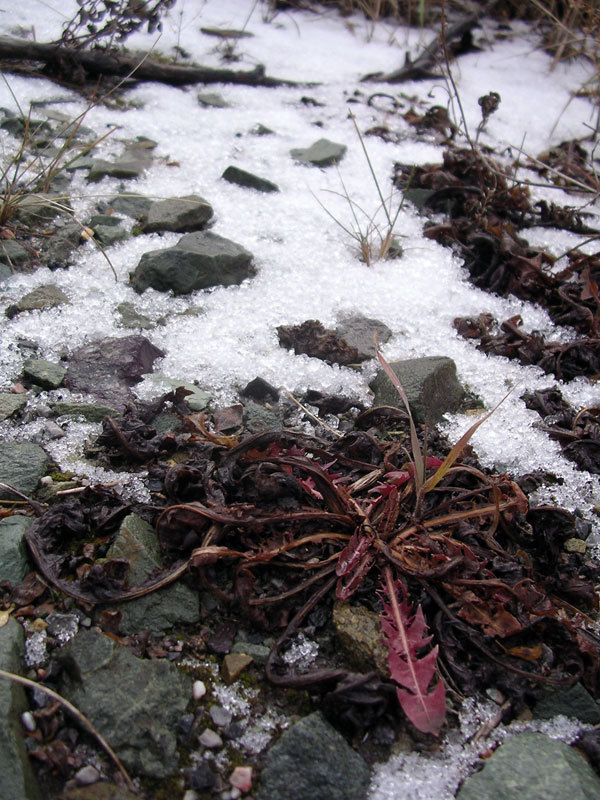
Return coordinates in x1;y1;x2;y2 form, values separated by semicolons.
370;355;465;424
222;165;279;193
131;231;254;295
0;393;27;421
0;618;42;800
257;711;370;800
290;138;347;167
105;513;200;634
138;195;214;234
23;358;66;390
0;442;48;499
59;628;192;778
64;335;164;409
456;732;600;800
0;516;32;583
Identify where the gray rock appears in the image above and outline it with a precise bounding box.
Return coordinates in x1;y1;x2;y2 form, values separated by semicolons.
116;302;154;330
59;628;192;779
0;442;48;500
23;358;66;390
149;377;211;411
66;155;97;172
243;400;284;433
107;194;153;219
64;335;164;409
198;92;230;108
258;711;369;800
250;123;275;136
0;240;29;266
0;516;32;583
42;222;82;269
12;193;70;227
0;261;12;281
290;138;347;167
0;618;43;800
131;231;254;295
231;641;270;666
16;284;70;313
456;732;600;800
335;314;392;361
88;214;124;228
222;165;279;193
534;683;600;725
370;356;465;424
87;140;155;183
105;514;200;634
51;401;119;422
93;224;129;247
138;195;214;234
0;393;27;421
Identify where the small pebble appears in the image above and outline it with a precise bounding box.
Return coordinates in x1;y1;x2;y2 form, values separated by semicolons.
21;711;36;732
193;679;206;700
230;765;253;792
209;704;232;727
183;791;199;800
40;475;53;486
74;765;100;786
198;728;223;749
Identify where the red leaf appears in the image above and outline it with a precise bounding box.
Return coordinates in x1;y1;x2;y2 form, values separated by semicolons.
380;567;446;736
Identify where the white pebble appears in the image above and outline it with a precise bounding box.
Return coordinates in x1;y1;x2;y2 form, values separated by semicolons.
183;791;199;800
198;728;223;749
21;711;36;732
74;765;100;786
193;680;206;700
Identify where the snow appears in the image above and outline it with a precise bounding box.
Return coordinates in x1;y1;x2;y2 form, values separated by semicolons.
0;4;599;791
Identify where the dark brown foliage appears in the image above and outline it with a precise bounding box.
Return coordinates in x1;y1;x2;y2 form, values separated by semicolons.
277;319;360;365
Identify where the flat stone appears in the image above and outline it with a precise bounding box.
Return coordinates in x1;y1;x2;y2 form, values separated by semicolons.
0;393;27;421
23;358;66;390
107;194;153;219
243;400;283;433
116;302;154;330
93;224;129;246
0;618;43;800
42;222;81;269
332;601;388;675
534;683;600;725
0;442;48;500
257;711;369;800
232;641;270;666
59;628;192;779
105;514;200;634
0;240;29;265
290;138;347;167
456;732;600;800
0;261;12;281
370;355;465;424
222;652;253;684
335;314;392;361
17;284;69;313
51;402;119;422
12;193;70;227
64;335;164;409
222;165;279;193
0;516;32;584
87;142;154;184
88;214;124;228
198;92;230;108
131;231;254;295
138;195;214;234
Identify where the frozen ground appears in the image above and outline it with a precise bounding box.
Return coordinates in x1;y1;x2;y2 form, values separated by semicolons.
0;4;599;794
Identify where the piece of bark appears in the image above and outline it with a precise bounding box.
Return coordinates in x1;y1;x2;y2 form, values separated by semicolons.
0;36;304;88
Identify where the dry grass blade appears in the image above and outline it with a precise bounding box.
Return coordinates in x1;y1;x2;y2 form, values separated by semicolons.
0;668;137;793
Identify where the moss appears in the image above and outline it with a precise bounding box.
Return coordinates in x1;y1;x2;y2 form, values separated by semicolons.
49;470;75;482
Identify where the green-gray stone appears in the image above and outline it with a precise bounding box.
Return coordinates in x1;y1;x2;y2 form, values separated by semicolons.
257;712;369;800
0;443;48;500
131;231;254;295
197;92;230;108
139;195;214;234
59;628;192;779
231;641;270;666
290;138;347;167
456;732;600;800
0;618;43;800
93;224;129;246
335;315;392;361
0;516;32;583
0;241;28;265
88;214;124;228
51;402;119;422
0;261;12;281
370;355;465;424
243;400;283;433
147;376;211;411
23;358;66;390
222;165;279;193
105;514;200;634
12;193;70;227
15;284;69;313
107;194;153;219
534;683;600;725
116;302;154;330
0;393;27;421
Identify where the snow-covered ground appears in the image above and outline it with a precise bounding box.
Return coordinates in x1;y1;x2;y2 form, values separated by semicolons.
1;2;599;797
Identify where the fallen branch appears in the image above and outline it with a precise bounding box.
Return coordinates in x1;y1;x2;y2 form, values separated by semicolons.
0;36;304;88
